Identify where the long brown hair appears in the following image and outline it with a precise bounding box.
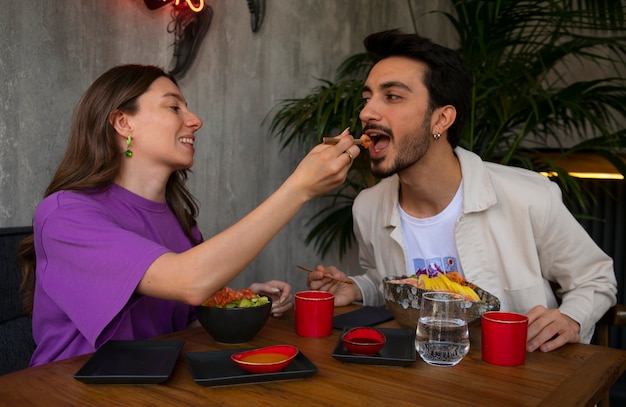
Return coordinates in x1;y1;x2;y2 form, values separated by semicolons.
19;65;200;315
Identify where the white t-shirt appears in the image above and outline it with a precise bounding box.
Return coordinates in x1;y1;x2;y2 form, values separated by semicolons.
399;182;464;278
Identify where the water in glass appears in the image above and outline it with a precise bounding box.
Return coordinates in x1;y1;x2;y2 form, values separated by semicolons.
415;292;469;366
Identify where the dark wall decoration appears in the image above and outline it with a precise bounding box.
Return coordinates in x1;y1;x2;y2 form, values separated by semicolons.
143;0;264;79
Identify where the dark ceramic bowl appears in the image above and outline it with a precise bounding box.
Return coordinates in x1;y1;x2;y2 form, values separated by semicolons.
341;327;386;355
196;296;272;344
231;344;299;374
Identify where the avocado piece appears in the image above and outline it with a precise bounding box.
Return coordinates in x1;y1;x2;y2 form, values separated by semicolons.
238;298;253;308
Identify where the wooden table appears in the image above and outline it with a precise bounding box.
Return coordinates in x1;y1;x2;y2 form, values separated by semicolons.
2;305;626;406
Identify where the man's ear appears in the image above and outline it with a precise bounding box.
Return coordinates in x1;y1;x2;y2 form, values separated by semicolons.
110;110;132;136
432;105;457;134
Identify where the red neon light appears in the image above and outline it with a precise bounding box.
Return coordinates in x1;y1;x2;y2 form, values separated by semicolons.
145;0;204;13
175;0;204;12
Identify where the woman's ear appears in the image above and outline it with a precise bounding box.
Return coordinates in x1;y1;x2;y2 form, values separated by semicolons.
110;110;132;137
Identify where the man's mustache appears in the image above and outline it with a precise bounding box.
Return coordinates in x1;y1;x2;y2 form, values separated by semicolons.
362;123;393;137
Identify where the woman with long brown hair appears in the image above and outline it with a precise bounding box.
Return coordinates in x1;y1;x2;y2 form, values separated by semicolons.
20;64;360;366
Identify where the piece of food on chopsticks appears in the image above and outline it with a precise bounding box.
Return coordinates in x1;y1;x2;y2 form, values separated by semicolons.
201;287;270;308
296;264;354;285
322;134;371;149
390;272;481;302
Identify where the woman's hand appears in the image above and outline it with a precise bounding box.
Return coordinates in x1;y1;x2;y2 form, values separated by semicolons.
285;128;361;201
248;280;293;317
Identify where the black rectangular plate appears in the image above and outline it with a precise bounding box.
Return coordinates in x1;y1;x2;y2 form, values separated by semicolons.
186;348;318;387
74;339;184;384
332;306;393;330
332;328;416;366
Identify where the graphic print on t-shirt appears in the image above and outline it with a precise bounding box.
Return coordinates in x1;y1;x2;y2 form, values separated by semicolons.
400;181;464;278
412;256;459;277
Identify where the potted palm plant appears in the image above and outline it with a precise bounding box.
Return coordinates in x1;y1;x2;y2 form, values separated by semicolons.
267;0;626;259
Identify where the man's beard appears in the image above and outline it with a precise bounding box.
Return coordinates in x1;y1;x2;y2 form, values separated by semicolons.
370;115;431;179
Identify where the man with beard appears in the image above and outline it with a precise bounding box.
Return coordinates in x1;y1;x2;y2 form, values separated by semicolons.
306;29;617;352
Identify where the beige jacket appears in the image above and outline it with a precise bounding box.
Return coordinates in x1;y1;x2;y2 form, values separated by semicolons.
351;147;617;343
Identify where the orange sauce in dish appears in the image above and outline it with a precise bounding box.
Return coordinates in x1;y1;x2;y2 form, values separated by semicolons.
349;338;382;345
241;353;287;364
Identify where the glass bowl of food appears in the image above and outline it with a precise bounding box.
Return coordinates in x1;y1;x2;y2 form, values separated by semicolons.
383;273;500;330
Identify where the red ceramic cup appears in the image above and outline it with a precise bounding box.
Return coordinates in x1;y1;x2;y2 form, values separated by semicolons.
481;311;529;366
294;291;334;337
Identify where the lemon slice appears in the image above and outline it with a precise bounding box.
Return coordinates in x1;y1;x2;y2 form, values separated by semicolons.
418;273;481;301
456;284;480;301
438;274;455;291
418;274;431;290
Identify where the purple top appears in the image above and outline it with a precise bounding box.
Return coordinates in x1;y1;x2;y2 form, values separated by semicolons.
30;184;199;366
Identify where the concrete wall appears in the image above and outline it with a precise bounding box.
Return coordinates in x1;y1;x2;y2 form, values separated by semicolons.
0;0;449;291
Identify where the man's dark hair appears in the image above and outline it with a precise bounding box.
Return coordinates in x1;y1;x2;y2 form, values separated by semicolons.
364;29;472;148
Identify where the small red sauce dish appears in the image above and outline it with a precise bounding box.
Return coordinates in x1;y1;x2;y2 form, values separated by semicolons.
231;345;299;374
341;327;386;355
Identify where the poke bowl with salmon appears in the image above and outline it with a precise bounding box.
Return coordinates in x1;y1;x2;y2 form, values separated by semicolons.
383;270;500;330
196;287;272;344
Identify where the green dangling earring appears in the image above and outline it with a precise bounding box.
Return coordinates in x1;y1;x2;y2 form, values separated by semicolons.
125;134;133;158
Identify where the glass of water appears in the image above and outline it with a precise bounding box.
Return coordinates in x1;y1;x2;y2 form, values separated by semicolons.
415;291;469;366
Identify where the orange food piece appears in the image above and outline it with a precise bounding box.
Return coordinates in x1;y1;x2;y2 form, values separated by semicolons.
445;271;478;290
360;135;371;149
391;277;421;287
202;287;257;307
445;272;465;285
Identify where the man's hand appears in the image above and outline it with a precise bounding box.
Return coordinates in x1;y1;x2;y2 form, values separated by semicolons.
526;305;580;352
306;265;361;306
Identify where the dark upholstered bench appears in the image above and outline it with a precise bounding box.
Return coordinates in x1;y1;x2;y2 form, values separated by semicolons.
0;226;35;375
